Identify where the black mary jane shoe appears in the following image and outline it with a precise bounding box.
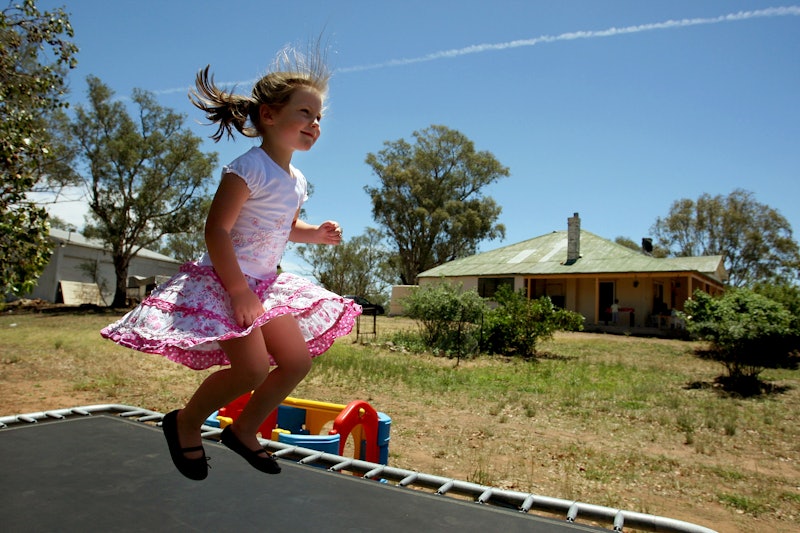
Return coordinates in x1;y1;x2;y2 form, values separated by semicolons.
220;426;281;474
162;410;209;481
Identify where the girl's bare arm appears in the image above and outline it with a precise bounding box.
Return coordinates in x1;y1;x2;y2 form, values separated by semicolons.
205;173;264;327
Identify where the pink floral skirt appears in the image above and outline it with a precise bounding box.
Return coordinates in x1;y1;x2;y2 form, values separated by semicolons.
101;262;361;370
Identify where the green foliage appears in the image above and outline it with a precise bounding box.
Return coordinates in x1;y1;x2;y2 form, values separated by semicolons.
0;205;51;296
364;125;509;285
683;288;795;382
717;493;768;517
651;189;800;287
403;281;486;358
158;197;212;262
752;281;800;334
72;77;217;306
0;0;78;296
481;285;584;357
401;283;584;359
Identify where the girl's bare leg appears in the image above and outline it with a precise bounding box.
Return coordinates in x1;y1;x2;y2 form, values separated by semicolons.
226;314;312;454
173;328;273;459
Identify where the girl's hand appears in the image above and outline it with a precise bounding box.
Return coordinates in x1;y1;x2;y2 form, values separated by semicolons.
317;220;343;245
288;217;343;245
228;287;265;328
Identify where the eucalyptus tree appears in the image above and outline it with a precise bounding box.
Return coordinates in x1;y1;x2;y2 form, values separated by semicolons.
365;125;509;284
72;77;217;307
651;189;800;287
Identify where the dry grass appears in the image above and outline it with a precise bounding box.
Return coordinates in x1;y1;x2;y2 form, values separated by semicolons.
1;310;798;532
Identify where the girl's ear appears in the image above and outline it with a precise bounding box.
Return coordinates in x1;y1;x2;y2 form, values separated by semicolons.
259;103;275;125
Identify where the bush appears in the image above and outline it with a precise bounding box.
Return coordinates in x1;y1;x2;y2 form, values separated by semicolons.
753;281;800;352
402;283;584;359
683;288;795;381
403;281;486;358
481;286;584;357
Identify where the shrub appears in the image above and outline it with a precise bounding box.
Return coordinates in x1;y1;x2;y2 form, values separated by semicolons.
403;281;486;358
753;281;800;352
683;288;794;382
481;286;584;357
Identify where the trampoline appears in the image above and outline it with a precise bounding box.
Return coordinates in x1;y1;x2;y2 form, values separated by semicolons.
0;405;717;533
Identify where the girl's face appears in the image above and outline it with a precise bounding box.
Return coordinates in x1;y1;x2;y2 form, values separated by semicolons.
262;86;324;153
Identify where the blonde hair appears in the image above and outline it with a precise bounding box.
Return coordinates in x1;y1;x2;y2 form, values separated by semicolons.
190;44;330;142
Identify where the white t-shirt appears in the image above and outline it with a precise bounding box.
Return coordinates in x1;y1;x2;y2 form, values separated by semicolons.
198;147;308;279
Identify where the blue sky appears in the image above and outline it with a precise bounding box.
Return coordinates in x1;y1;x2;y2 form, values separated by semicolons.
37;1;800;274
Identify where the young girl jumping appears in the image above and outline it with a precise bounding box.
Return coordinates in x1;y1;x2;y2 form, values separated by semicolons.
101;46;361;480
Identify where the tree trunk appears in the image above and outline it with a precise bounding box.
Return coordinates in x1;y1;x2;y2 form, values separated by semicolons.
111;254;129;308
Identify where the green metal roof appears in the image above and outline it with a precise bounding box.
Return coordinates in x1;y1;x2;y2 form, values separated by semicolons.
418;230;726;281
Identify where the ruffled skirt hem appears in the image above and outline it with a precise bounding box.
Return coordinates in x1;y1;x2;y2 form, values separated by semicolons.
101;262;361;370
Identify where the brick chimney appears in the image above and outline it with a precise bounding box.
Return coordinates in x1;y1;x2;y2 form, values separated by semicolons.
567;212;580;264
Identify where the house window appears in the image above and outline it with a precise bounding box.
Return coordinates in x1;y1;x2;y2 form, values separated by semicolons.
478;277;514;298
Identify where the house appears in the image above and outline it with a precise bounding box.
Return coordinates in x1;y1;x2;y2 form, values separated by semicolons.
415;213;726;331
27;228;181;306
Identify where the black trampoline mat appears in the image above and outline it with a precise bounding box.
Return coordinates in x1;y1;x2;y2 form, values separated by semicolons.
0;415;607;532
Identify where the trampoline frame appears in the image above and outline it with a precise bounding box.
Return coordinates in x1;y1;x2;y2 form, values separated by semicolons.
0;404;718;533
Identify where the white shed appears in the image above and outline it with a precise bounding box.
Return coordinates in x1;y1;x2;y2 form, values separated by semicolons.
28;228;181;306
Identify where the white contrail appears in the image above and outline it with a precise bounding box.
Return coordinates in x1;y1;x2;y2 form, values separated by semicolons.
338;6;800;73
153;6;799;94
153;78;257;96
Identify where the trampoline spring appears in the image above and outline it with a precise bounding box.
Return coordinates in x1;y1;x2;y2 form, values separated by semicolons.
70;408;91;416
477;488;493;504
398;473;418;487
613;510;625;532
436;480;455;495
329;459;353;472
299;453;325;465
272;447;297;458
566;502;579;522
519;494;535;513
119;409;148;418
364;466;385;479
44;412;65;420
16;415;37;424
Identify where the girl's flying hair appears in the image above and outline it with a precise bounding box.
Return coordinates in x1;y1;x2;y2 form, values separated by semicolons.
190;43;330;142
